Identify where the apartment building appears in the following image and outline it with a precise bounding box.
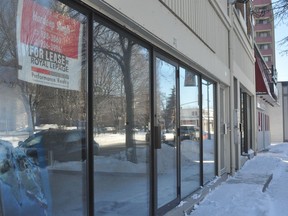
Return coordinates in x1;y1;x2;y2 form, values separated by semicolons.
252;0;279;148
253;0;276;68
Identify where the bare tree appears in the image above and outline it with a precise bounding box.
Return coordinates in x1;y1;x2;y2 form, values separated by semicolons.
93;23;149;163
0;0;17;66
252;0;288;54
0;1;88;131
272;0;288;55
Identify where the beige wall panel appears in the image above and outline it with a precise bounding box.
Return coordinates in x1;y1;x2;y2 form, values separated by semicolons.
217;0;228;13
231;26;255;94
267;83;283;142
85;0;230;84
160;0;229;69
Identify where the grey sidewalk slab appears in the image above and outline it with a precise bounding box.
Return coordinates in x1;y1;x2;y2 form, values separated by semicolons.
226;173;273;192
166;149;279;216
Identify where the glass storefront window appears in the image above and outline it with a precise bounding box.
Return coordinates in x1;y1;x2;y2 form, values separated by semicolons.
155;57;177;209
0;0;88;215
179;67;200;198
92;21;150;215
202;79;215;184
0;0;220;215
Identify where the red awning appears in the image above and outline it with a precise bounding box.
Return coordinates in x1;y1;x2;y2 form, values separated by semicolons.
255;46;272;96
255;56;270;94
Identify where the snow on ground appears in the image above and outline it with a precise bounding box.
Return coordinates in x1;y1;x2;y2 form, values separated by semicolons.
189;142;288;216
2;128;288;216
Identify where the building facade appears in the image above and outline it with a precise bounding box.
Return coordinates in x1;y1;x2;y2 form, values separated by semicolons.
267;82;288;143
252;0;279;149
253;0;276;68
0;0;257;215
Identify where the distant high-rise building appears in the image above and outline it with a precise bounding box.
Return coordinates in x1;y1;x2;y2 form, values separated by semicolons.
253;0;280;148
253;0;276;69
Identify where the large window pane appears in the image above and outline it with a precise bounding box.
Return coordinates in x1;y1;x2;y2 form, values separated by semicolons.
0;0;88;215
179;67;200;198
93;21;150;215
202;80;215;183
241;91;252;154
155;57;177;208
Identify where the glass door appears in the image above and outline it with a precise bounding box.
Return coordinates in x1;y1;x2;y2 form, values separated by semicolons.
219;87;227;174
179;67;201;198
154;56;179;212
92;20;151;216
202;79;215;184
240;91;252;154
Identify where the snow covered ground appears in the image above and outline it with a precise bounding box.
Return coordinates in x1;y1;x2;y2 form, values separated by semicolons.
1;128;288;216
189;142;288;216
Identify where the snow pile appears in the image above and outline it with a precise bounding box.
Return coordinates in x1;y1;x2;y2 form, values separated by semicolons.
0;139;48;215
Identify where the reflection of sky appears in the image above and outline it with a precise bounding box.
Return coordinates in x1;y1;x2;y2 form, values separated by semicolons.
156;58;175;108
180;67;199;108
156;60;214;110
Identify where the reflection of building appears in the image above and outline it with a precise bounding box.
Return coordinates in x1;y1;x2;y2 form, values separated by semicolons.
202;108;214;134
180;108;199;126
0;67;31;132
180;107;214;133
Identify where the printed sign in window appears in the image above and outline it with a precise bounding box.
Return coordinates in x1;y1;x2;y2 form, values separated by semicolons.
16;0;83;90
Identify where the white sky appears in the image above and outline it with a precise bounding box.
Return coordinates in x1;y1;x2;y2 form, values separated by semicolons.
273;0;288;82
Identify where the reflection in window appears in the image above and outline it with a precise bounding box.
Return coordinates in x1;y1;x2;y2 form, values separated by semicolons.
180;67;200;198
0;0;88;215
93;21;150;215
202;79;215;184
155;57;177;208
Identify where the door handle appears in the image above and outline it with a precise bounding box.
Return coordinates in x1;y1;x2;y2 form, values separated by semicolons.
155;126;162;149
223;123;227;135
239;123;242;133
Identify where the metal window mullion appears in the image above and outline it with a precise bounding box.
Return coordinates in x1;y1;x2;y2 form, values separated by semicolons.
150;48;156;216
176;66;181;198
86;12;94;216
199;77;204;186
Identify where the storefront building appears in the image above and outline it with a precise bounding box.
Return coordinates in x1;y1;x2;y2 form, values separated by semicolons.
252;0;279;151
268;82;288;143
0;0;256;215
255;45;279;150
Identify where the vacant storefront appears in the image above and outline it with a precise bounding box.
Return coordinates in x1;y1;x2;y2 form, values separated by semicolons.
0;0;233;215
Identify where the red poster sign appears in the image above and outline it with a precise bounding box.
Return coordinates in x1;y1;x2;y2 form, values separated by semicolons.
17;0;83;90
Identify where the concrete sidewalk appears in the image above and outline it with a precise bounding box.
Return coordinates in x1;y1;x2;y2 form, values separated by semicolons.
165;148;279;216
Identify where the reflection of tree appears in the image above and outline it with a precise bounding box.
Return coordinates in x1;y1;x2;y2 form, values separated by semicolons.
0;0;17;66
0;1;87;132
163;87;176;130
0;2;150;163
93;23;149;163
0;0;35;132
93;54;124;130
